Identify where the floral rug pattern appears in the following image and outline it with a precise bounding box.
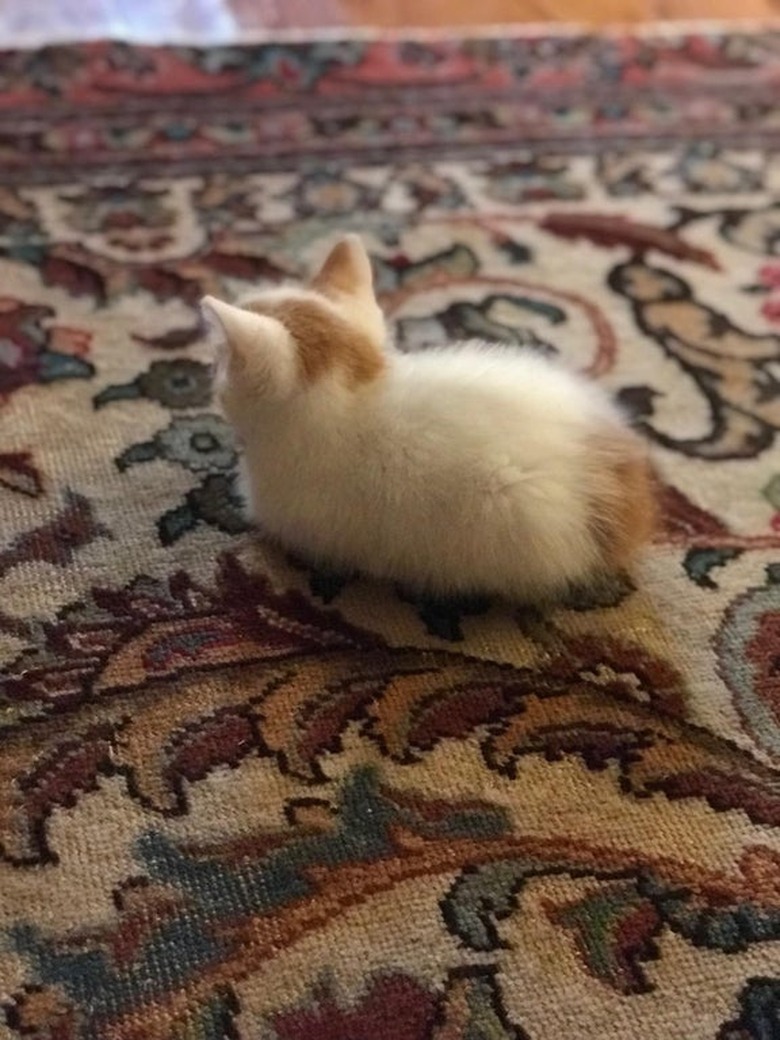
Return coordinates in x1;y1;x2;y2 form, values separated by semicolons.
1;31;780;1040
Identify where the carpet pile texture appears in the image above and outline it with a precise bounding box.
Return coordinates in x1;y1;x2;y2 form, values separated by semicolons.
1;31;780;1039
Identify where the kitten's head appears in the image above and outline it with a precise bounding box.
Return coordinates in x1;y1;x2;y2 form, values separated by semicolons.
202;235;386;420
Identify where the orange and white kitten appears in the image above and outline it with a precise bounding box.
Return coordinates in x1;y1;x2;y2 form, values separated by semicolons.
202;235;654;602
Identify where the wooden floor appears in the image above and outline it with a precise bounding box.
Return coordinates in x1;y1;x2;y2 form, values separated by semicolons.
294;0;780;28
0;0;777;45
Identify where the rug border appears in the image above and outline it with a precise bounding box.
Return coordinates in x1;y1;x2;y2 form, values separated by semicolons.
4;22;780;184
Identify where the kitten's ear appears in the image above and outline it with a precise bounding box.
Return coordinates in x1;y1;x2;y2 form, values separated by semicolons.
310;234;375;301
202;296;256;366
201;296;294;393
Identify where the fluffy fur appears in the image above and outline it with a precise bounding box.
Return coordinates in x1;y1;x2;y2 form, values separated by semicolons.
202;235;655;602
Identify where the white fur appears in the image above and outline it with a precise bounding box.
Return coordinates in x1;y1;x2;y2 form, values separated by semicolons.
203;239;645;602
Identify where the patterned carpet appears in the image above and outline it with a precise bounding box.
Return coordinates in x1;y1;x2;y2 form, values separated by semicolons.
1;31;780;1040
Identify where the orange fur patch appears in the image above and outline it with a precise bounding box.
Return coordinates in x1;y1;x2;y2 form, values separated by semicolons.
586;429;657;569
246;296;385;387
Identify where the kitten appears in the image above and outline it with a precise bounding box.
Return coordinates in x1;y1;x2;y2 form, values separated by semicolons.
202;234;655;603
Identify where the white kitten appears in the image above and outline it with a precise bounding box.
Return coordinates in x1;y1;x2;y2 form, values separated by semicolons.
202;235;655;602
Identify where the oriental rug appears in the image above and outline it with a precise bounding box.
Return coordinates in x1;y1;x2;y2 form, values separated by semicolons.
1;29;780;1040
